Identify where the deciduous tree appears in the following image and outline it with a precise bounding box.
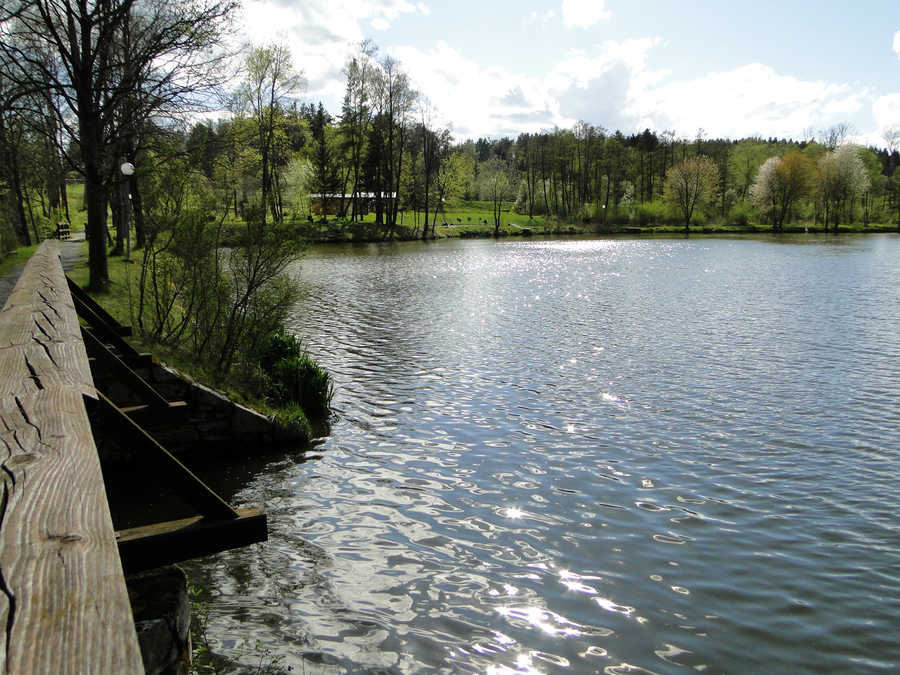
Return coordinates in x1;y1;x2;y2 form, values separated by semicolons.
236;43;305;225
817;145;869;230
0;0;237;288
749;152;813;230
663;155;719;232
479;157;514;236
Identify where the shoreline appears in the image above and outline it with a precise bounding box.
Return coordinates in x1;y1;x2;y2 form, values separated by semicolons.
303;220;900;245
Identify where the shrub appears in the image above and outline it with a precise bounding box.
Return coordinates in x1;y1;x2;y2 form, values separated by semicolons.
727;201;754;227
258;329;334;419
271;353;334;418
632;199;669;226
257;328;304;372
272;403;312;444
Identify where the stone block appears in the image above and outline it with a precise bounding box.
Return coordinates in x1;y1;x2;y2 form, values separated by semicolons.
127;566;191;675
231;403;273;435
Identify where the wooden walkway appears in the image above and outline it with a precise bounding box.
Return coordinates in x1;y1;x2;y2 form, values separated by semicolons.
0;241;268;673
0;241;144;672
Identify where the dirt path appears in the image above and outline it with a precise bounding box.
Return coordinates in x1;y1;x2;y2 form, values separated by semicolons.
0;234;87;309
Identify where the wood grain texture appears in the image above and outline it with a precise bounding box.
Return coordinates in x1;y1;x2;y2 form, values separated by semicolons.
0;242;94;400
0;242;144;673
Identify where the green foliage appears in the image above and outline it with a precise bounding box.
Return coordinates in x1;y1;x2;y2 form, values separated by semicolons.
189;583;294;674
129;169;328;420
664;155;720;230
0;243;39;274
632;199;671;226
259;329;333;419
727;200;755;226
271;354;333;417
272;402;312;442
188;583;219;675
257;328;303;371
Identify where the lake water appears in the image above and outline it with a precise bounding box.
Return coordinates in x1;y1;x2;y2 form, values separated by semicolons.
186;234;900;673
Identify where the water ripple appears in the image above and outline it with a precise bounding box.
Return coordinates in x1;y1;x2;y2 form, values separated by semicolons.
185;235;900;673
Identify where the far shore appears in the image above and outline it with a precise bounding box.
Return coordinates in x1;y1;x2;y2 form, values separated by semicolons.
300;218;900;245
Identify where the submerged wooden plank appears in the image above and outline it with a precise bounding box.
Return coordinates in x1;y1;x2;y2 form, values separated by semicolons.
0;242;143;673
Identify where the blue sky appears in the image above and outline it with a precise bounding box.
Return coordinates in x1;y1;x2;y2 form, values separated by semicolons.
239;0;900;145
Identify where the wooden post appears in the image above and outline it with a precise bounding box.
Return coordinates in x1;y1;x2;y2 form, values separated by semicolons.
0;241;143;673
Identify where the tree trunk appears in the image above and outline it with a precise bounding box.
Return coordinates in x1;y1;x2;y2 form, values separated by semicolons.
8;152;32;247
129;172;145;248
84;168;110;289
61;177;71;224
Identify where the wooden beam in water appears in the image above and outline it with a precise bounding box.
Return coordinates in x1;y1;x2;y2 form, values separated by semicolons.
116;508;267;574
119;400;190;426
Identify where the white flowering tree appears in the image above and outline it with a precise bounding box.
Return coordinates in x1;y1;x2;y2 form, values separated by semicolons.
749;156;780;224
750;152;813;230
817;145;870;230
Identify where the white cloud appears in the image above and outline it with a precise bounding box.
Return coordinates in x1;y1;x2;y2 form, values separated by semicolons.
239;0;426;102
873;93;900;130
232;1;887;144
387;37;875;142
390;41;561;138
561;0;611;29
893;30;900;58
525;9;555;25
624;63;874;141
389;38;660;138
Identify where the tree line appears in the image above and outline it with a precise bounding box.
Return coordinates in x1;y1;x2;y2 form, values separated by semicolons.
3;2;900;291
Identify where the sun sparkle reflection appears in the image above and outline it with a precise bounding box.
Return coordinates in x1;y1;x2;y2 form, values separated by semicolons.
506;506;525;519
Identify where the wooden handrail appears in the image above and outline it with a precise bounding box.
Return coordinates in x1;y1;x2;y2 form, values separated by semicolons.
0;242;143;673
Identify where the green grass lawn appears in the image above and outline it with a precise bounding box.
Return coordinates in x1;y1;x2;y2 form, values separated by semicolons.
66;246;136;328
0;244;40;277
65;182;88;233
307;200;564;240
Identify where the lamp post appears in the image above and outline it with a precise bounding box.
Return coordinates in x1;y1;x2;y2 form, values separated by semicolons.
120;162;134;261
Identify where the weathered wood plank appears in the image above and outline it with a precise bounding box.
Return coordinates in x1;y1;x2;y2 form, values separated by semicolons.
117;507;267;574
0;241;143;673
95;392;238;521
0;242;94;400
82;328;170;409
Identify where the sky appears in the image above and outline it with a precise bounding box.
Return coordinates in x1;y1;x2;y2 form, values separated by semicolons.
238;0;900;146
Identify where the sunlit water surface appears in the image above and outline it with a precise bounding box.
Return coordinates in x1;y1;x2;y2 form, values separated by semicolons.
185;235;900;673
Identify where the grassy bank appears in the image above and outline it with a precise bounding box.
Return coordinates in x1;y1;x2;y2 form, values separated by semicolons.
66;247;329;443
302;216;898;243
298;199;899;242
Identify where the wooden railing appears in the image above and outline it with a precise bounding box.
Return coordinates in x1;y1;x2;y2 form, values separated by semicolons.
0;241;268;673
0;241;144;672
